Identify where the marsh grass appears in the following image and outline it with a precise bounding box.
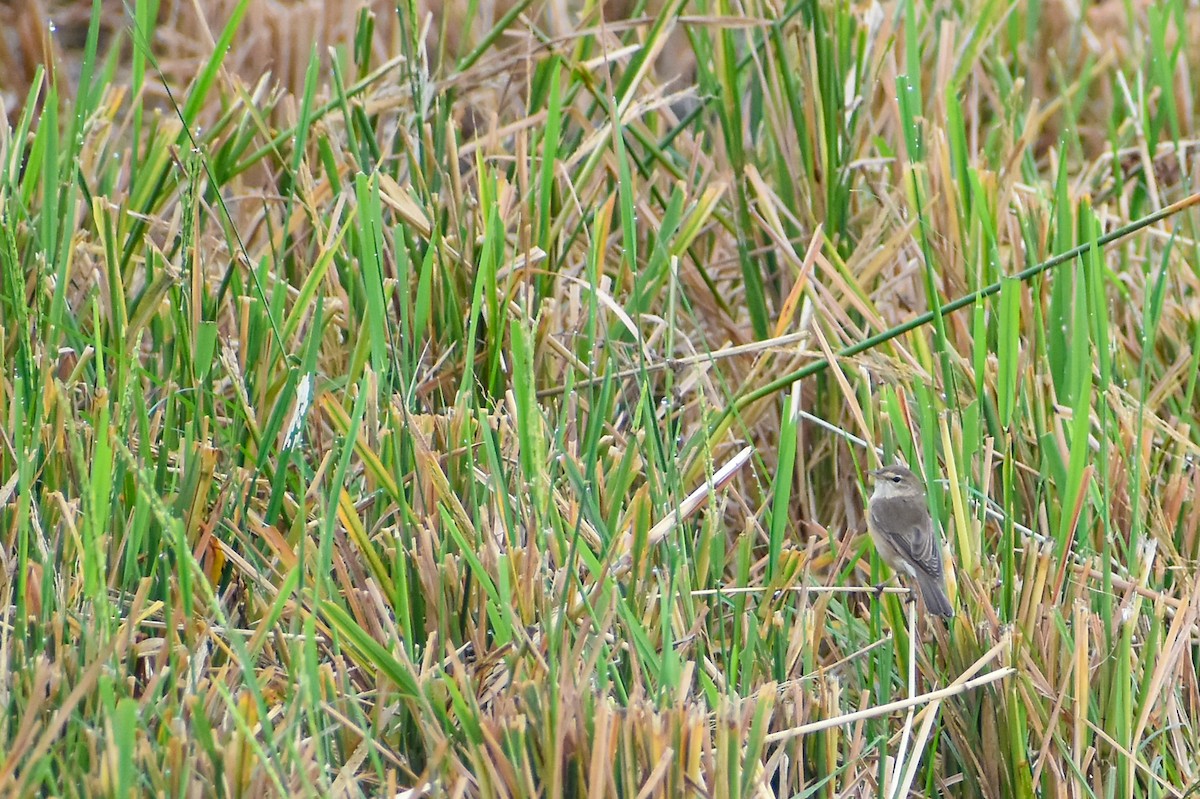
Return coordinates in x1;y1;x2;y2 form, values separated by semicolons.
1;0;1200;796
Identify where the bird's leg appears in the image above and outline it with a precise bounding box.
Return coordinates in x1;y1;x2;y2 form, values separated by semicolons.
872;577;915;606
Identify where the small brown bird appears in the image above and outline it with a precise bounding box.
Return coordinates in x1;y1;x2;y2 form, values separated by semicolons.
866;465;954;617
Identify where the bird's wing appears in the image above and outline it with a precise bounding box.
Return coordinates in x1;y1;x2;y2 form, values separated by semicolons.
869;497;943;578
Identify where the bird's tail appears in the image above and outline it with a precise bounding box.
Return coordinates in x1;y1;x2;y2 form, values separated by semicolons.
914;571;955;617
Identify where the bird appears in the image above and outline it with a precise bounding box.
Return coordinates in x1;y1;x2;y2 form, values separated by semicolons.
866;464;955;618
443;625;545;714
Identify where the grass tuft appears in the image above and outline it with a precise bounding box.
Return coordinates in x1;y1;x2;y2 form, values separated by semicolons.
1;0;1200;796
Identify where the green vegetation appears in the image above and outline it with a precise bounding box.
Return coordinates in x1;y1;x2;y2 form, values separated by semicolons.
1;0;1199;795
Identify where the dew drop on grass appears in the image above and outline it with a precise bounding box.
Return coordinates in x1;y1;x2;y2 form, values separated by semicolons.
48;20;57;33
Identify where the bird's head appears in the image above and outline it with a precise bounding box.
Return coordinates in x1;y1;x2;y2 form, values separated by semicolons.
868;464;925;498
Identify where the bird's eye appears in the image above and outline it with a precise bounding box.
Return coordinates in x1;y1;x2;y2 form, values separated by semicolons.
891;476;901;483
